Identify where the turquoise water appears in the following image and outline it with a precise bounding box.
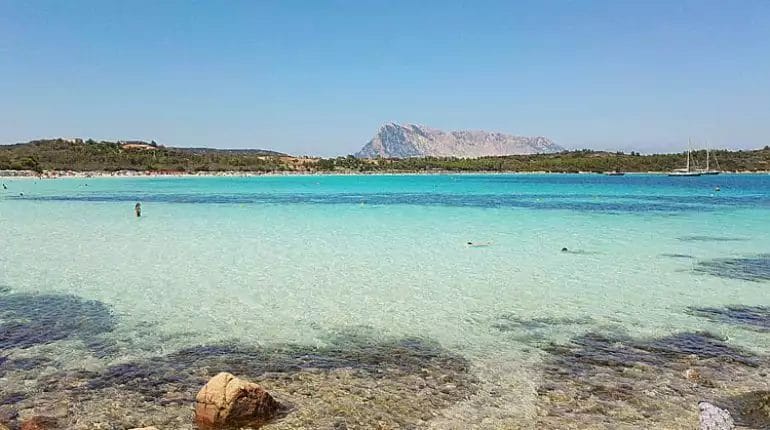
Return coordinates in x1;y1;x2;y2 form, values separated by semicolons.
1;174;769;428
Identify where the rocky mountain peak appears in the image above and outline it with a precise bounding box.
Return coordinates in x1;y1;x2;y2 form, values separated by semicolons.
355;123;563;158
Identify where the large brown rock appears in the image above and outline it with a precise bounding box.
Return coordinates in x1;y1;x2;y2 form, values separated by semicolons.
195;372;280;428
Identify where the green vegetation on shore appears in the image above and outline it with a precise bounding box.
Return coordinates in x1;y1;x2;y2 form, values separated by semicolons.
2;138;769;173
0;139;288;173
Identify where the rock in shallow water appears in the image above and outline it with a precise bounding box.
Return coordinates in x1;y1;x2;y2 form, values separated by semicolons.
535;330;767;428
684;368;701;383
19;416;57;430
699;402;735;430
729;390;770;429
14;331;477;429
195;372;281;428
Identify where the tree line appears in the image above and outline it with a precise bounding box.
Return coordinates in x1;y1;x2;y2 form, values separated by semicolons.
1;139;769;173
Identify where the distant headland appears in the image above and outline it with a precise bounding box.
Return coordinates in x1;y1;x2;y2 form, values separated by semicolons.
1;136;769;176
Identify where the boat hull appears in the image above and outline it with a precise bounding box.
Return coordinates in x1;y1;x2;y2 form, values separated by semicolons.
668;172;702;177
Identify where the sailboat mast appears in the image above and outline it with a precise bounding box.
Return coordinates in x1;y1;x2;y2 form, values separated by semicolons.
686;139;691;172
706;147;710;171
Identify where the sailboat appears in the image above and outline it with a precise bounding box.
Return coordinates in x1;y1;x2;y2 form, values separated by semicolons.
700;148;721;175
668;143;701;177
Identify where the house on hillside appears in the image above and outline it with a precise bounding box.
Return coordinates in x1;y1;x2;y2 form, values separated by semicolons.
119;140;158;151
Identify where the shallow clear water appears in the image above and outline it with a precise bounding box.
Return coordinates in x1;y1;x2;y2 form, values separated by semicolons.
1;174;769;428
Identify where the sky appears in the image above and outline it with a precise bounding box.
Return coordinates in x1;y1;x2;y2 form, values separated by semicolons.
1;0;769;156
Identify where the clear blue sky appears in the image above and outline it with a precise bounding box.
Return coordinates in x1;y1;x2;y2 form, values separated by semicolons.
1;0;769;156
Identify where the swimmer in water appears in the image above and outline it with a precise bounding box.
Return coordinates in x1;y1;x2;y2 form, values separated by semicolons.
2;183;6;190
135;202;142;217
562;247;569;252
715;186;721;192
467;241;492;248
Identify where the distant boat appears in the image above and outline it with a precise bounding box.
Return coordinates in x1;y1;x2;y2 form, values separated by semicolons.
700;148;721;175
604;170;625;176
669;146;701;177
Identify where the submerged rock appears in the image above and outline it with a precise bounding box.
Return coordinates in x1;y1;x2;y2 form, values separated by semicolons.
195;372;280;428
729;390;770;428
535;330;767;429
684;368;701;383
698;402;735;430
19;416;57;430
25;331;476;429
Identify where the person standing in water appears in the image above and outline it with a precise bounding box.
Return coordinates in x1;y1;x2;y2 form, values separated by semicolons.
135;202;142;217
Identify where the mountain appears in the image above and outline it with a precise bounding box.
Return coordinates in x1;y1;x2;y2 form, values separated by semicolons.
355;123;564;158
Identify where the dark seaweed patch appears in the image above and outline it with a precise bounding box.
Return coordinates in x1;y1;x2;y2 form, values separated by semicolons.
78;334;472;401
560;249;601;255
26;332;478;429
14;192;724;214
660;253;695;259
492;314;592;332
0;392;25;406
728;391;770;428
640;332;757;366
687;305;770;332
678;235;749;242
536;330;763;427
694;254;770;282
544;331;757;372
4;356;52;371
0;405;18;424
0;292;116;351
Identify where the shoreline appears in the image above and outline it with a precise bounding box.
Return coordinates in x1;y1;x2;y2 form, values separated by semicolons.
2;169;769;180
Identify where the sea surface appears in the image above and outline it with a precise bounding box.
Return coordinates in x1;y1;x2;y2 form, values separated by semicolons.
1;174;769;429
